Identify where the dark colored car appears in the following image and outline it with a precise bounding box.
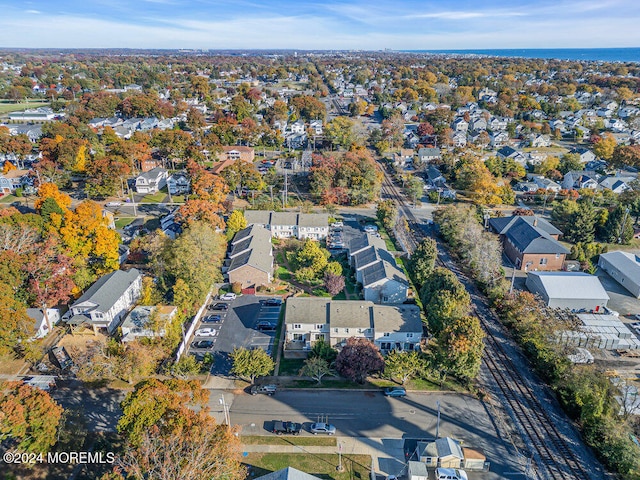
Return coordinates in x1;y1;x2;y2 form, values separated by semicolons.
191;340;214;349
257;321;277;331
202;314;222;323
250;384;277;396
209;303;229;311
384;387;407;397
272;421;302;435
264;298;282;307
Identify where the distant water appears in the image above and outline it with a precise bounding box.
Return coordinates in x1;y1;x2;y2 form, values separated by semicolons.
404;48;640;63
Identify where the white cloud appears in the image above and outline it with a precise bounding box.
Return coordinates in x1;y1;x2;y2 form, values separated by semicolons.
411;11;526;20
25;9;41;14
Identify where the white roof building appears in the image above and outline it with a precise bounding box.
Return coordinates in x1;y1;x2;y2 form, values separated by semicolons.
525;272;609;311
599;251;640;298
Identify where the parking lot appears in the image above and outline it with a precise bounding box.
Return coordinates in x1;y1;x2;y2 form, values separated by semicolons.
187;294;283;376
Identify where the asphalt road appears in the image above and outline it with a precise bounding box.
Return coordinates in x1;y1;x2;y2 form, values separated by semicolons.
212;389;521;478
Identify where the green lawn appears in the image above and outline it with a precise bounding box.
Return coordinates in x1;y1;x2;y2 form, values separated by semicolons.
0;101;49;114
115;217;136;229
241;436;336;447
141;190;168;203
278;358;305;376
276;265;291;281
0;194;18;204
244;453;371;480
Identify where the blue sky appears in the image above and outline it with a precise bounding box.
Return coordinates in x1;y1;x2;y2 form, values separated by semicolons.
1;0;639;50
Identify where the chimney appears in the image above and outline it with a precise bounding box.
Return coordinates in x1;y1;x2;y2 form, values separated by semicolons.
533;217;538;227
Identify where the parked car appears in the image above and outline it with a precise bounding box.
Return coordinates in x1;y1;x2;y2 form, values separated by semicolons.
384;387;407;397
250;384;277;396
195;328;217;337
191;340;214;349
310;422;336;435
264;298;282;307
272;421;302;435
220;292;237;301
202;314;222;323
363;225;378;233
257;321;277;331
105;201;122;207
209;303;229;311
435;468;468;480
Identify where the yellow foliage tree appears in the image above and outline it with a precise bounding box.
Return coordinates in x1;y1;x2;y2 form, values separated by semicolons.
74;144;87;172
2;161;16;174
593;133;617;160
34;183;72;212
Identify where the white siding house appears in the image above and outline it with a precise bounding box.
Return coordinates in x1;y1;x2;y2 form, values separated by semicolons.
68;269;143;333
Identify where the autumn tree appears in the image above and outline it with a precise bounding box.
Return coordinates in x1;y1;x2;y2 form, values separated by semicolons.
299;356;334;384
290;95;326;121
593;133;617;160
0;286;32;355
376;200;398;233
0;381;63;453
226;210;247;240
23;237;76;331
384;350;426;385
408;238;437;288
417;122;435;138
334;337;384;384
454;158;500;204
295;239;330;282
420;267;470;336
323;272;345;296
85;155;131;198
324;116;355;149
34;182;72;212
229;347;274;383
434;315;485;381
164;222;227;310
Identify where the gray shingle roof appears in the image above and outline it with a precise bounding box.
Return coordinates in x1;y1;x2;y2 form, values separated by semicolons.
71;269;141;313
489;215;562;236
298;213;328;228
504;218;569;255
353;246;396;272
227;225;273;274
243;210;272;226
329;301;373;328
361;260;408;288
348;233;386;256
371;304;421;333
257;467;322;480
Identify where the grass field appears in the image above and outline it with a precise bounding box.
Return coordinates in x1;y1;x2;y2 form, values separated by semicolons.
0;194;18;204
115;217;136;229
141;190;168;203
0;101;49;114
241;436;336;447
244;453;371;480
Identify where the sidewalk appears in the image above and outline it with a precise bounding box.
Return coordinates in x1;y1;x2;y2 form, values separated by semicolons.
241;436;407;477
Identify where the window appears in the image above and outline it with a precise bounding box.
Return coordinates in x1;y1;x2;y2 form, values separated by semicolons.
382;296;389;302
334;328;338;333
293;334;303;341
556;253;561;259
345;328;349;333
540;258;548;265
407;333;414;338
383;332;390;337
315;324;324;330
357;328;362;333
293;324;301;329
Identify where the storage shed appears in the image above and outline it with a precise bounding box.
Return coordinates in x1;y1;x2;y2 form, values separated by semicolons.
525;271;609;311
598;251;640;298
408;461;429;480
417;437;463;468
462;447;487;470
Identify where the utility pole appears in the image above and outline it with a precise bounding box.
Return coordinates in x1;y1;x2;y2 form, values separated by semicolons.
336;441;344;472
219;395;230;430
435;401;441;440
618;207;631;244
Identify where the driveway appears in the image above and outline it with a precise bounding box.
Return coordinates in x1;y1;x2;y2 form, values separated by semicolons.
188;295;282;376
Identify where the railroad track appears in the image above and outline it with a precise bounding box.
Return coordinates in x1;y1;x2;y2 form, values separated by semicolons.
378;164;595;480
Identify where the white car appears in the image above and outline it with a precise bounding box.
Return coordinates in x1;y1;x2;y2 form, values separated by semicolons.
435;468;468;480
195;328;217;337
105;201;122;207
220;293;237;301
